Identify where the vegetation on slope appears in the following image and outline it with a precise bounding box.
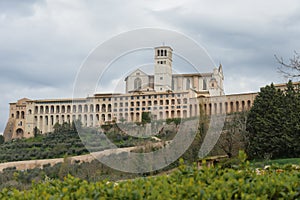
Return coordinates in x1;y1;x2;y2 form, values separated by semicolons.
0;122;156;163
1;156;299;199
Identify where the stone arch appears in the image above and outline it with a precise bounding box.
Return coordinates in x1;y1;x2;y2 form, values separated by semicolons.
16;128;24;137
214;103;218;115
242;101;245;111
230;102;234;113
177;110;181;118
78;105;82;113
84;105;88;113
96;104;100;112
130;112;134;121
101;104;106;112
50;115;54;125
236;101;239;112
50;105;55;114
16;111;20;119
55;115;59;124
61;105;65;113
135;113;139;121
56;105;60;113
247;100;251;109
73;105;77;113
67;105;71;113
90;104;94;112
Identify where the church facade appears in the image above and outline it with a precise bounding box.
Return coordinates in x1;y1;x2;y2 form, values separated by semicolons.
4;46;257;141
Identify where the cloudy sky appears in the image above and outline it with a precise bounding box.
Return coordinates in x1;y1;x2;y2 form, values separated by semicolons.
1;0;300;134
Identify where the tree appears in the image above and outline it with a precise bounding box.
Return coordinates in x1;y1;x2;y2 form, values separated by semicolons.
33;127;41;137
0;135;4;144
275;52;300;79
246;81;300;159
141;112;151;124
218;112;248;158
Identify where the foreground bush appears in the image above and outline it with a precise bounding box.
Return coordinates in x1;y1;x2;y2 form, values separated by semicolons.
1;161;299;199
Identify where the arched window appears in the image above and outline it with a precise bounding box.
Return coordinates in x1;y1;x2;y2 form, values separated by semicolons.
164;50;167;56
134;77;142;90
21;111;25;119
203;79;207;90
157;50;160;56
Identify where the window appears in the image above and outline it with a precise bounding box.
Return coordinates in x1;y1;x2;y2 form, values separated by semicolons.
134;77;142;90
203;79;207;90
160;77;163;80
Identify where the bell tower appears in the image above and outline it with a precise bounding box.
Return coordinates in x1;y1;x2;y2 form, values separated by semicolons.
154;46;173;92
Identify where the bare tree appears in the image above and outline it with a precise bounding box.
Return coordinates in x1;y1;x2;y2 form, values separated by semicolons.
218;112;248;158
275;51;300;79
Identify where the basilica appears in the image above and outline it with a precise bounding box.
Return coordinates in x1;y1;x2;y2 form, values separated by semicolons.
4;46;258;141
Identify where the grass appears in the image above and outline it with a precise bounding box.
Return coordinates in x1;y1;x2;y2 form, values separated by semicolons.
251;157;300;168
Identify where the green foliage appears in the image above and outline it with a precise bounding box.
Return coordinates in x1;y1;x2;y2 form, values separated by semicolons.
246;81;300;159
0;122;159;163
141;112;151;124
217;112;248;158
0;162;299;199
0;135;4;145
0;123;87;163
166;118;181;126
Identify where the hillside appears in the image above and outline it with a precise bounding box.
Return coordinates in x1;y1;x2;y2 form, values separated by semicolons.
1;159;299;199
0;123;158;163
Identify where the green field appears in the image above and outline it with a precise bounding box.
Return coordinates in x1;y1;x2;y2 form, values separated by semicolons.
251;158;300;168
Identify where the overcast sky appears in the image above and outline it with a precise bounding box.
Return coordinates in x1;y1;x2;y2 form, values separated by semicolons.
1;0;300;134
